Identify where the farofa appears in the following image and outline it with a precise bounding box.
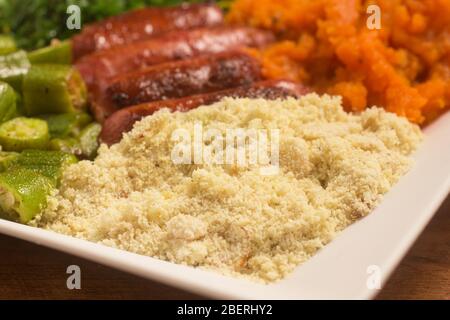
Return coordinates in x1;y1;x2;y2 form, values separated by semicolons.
36;95;422;282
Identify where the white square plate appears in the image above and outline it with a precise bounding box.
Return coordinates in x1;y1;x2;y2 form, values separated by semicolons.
1;110;449;299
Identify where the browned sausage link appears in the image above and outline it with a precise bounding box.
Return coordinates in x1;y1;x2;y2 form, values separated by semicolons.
72;3;224;60
100;80;310;146
106;50;262;109
75;27;275;91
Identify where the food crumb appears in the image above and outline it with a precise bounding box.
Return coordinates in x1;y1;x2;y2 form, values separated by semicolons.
36;95;423;283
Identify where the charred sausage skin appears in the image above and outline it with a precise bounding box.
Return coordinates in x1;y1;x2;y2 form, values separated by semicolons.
75;27;275;90
100;80;310;146
106;50;262;108
72;3;224;60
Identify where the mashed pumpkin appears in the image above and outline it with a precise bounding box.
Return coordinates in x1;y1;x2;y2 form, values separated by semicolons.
228;0;450;124
35;96;422;282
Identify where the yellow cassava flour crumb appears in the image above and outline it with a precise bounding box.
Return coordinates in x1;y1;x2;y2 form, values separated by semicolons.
36;94;423;283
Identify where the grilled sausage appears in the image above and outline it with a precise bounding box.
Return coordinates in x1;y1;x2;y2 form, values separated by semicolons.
72;3;224;60
100;80;310;146
105;50;262;109
75;27;275;91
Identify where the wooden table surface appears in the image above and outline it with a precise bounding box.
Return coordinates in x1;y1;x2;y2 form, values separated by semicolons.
0;195;448;300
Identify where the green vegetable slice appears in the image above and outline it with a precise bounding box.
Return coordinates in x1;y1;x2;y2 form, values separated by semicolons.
0;117;49;151
23;64;87;115
0;167;53;223
28;40;72;64
14;149;78;186
0;151;19;171
0;81;17;123
0;35;17;55
79;123;101;159
49;138;82;156
40;112;92;138
0;50;31;92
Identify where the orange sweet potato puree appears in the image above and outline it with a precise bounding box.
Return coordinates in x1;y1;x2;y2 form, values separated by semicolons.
228;0;450;124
